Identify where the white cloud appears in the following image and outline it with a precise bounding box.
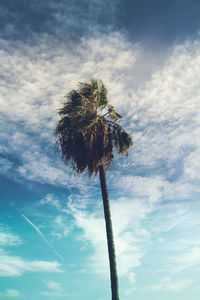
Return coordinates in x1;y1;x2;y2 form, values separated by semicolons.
126;36;200;182
69;196;150;278
18;152;72;187
134;201;200;276
112;175;165;203
4;289;20;298
0;289;21;298
128;271;136;283
151;277;193;291
47;280;62;290
0;230;22;247
66;182;200;281
0;31;138;187
0;250;63;277
171;239;200;251
41;291;69;298
0;29;200;205
39;195;73;238
41;280;68;298
52;215;70;238
1;27;200;290
171;247;200;273
40;194;62;209
0;157;13;175
184;147;200;181
113;174;200;206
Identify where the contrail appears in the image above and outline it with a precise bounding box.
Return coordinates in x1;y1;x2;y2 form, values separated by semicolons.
22;214;64;262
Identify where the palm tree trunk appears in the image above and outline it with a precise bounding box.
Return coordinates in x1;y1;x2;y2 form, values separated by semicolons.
99;165;120;300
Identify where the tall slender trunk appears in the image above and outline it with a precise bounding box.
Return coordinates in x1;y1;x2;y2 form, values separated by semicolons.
99;165;120;300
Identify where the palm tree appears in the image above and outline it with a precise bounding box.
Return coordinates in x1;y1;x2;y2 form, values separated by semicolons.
54;79;132;300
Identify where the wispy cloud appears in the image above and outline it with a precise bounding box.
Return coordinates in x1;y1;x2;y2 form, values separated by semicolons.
150;277;193;292
41;291;69;298
46;280;62;290
0;228;22;247
170;247;200;273
126;36;200;178
22;214;64;262
41;280;69;298
0;0;119;43
1;19;200;295
68;196;149;279
0;157;13;177
40;194;62;210
0;289;21;298
0;225;63;277
0;249;63;277
1;31;199;209
51;215;71;239
0;31;138;189
4;289;20;298
112;174;199;203
65;183;200;283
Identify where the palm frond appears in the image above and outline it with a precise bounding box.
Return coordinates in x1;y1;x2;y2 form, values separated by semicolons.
54;79;132;176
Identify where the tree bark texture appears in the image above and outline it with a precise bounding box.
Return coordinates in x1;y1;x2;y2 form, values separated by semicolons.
99;165;120;300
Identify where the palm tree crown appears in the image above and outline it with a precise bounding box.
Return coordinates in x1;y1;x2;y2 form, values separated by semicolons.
55;79;132;176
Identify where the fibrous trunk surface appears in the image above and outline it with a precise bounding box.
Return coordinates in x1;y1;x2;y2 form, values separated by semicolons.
99;165;120;300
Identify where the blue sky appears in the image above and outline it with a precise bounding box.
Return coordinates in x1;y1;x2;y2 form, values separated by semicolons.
1;0;200;299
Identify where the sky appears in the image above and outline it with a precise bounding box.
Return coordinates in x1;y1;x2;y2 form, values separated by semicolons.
0;0;200;299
